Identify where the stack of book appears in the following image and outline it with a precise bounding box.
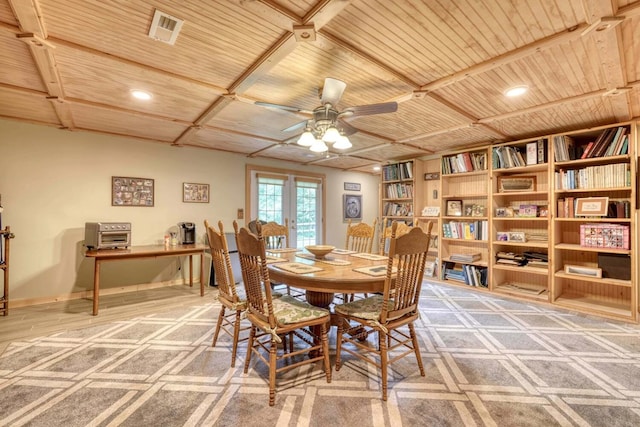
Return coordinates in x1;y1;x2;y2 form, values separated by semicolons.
495;251;527;266
523;251;548;269
449;252;481;263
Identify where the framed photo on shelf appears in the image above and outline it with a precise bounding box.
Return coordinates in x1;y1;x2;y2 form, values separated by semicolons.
343;194;363;221
497;175;536;192
112;176;154;207
538;205;549;217
575;197;608;216
496;231;509;241
183;182;209;203
518;204;537;217
446;200;462;216
507;231;526;242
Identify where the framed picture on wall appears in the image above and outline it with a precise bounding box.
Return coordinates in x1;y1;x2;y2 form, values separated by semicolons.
112;176;154;206
343;194;363;222
183;182;210;203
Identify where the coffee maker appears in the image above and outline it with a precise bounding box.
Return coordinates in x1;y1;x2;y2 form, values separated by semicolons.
179;222;196;244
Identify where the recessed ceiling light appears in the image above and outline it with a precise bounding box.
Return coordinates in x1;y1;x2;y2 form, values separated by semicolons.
504;85;528;97
373;166;381;171
131;90;152;100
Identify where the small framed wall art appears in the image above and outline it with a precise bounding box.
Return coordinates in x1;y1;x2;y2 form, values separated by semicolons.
112;176;154;206
183;182;210;203
344;182;361;191
343;194;363;221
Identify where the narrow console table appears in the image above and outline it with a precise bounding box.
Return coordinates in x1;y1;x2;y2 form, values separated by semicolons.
85;244;207;315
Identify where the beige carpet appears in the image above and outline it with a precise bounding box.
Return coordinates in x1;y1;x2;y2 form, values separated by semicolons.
2;282;640;426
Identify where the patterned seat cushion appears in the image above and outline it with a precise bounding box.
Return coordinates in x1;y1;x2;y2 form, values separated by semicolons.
273;295;330;325
334;294;385;321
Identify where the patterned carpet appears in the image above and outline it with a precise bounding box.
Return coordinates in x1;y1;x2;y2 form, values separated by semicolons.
2;282;640;426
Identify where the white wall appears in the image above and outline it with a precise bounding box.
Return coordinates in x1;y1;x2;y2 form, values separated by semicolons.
0;119;380;303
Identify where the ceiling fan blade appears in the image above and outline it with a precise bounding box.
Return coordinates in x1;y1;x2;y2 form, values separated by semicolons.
282;120;309;133
320;77;347;106
342;102;398;117
337;119;358;136
254;101;312;114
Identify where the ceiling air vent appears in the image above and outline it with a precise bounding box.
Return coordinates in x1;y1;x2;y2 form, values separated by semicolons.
148;9;184;45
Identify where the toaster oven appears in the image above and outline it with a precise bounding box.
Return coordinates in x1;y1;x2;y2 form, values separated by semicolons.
85;222;131;249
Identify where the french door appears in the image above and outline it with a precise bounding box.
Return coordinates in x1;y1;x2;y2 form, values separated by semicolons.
250;169;324;248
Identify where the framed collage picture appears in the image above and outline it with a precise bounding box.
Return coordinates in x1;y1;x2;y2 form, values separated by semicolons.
112;176;154;206
183;182;210;203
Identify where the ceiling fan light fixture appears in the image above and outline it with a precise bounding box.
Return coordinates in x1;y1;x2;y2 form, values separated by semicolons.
297;130;315;147
322;126;340;143
310;139;328;153
333;134;352;150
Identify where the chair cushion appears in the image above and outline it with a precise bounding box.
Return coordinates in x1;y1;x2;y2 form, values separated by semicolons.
334;294;386;321
273;295;330;325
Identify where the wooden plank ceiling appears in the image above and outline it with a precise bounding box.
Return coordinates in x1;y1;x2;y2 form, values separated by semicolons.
1;0;639;174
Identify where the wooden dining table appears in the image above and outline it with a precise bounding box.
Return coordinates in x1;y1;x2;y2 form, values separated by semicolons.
266;249;391;311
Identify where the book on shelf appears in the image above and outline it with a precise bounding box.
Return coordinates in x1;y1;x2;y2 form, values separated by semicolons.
536;139;547;163
526;142;537;165
449;252;481;262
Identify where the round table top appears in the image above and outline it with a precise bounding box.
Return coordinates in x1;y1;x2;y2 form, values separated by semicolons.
266;249;390;294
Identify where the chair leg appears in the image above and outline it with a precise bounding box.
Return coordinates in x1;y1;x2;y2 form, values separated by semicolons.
243;326;256;374
230;310;242;368
379;330;389;401
269;336;278;406
212;306;225;347
321;322;332;383
335;318;344;371
409;322;425;376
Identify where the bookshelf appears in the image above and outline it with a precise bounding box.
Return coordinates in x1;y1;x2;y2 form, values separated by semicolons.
490;137;551;302
380;160;423;223
439;148;489;288
550;122;637;322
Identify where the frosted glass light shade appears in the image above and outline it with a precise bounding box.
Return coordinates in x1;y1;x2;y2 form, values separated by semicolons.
322;126;340;143
297;130;315;146
333;134;352;149
310;139;328;152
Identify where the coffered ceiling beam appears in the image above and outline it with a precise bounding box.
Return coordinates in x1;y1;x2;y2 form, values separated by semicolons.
10;0;75;130
416;23;589;94
581;0;630;121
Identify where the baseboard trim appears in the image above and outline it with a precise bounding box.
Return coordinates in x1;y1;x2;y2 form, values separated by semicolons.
9;279;200;309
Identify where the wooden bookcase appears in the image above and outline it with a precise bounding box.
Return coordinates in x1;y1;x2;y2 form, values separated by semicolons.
379;120;638;322
550;122;637;322
380;160;423;225
489;137;551;302
439;148;490;288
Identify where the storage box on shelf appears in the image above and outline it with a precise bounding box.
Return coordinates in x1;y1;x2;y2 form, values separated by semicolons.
551;122;637;322
490;137;551;302
439;148;490;288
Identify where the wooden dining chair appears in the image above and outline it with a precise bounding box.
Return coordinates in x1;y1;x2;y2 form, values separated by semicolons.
345;218;378;253
342;218;378;302
335;220;433;401
204;219;248;368
260;219;304;299
261;219;289;250
232;220;332;407
378;217;413;255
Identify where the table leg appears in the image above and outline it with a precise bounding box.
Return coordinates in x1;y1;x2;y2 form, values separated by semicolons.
92;259;101;316
199;252;204;296
189;254;194;287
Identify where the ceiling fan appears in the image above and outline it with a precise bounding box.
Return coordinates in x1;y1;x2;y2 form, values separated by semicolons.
255;77;398;152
